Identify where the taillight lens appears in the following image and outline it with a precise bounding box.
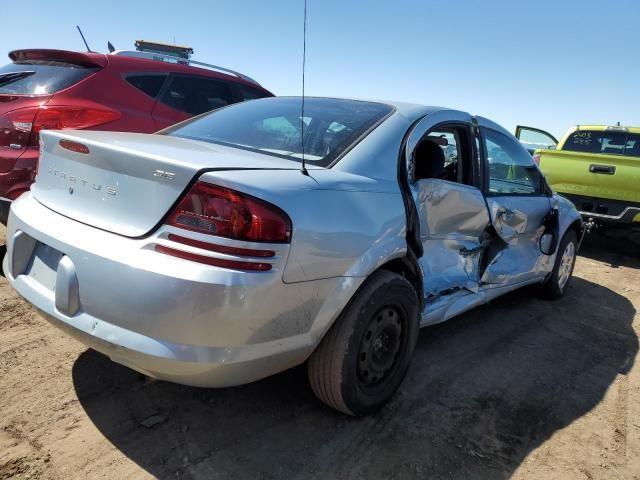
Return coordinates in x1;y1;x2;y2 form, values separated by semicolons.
532;153;541;165
6;106;121;147
31;106;121;133
166;182;292;243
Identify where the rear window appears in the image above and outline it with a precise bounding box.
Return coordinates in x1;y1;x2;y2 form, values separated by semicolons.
163;97;393;167
125;74;167;99
237;84;270;102
159;75;233;115
0;60;98;95
563;130;640;157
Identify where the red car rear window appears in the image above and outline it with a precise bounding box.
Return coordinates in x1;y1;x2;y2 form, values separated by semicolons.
0;60;99;95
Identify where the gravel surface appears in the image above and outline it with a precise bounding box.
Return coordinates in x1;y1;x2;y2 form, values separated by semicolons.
1;227;639;479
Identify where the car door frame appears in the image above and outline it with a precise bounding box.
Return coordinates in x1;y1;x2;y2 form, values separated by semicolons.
402;110;495;320
121;71;170;132
514;125;559;146
151;72;235;129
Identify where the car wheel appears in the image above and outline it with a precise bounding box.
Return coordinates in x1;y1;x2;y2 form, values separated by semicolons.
540;229;578;300
307;270;419;416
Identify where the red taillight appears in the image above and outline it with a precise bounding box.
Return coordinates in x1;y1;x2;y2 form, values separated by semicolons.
533;153;541;165
6;106;121;147
31;106;121;133
166;182;292;243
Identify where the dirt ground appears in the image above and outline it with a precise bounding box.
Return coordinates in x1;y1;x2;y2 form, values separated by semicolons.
1;226;640;480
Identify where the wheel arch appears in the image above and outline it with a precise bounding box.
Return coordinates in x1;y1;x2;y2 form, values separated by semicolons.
377;253;424;310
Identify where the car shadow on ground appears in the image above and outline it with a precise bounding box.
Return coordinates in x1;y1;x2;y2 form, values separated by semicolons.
72;274;637;479
579;227;640;267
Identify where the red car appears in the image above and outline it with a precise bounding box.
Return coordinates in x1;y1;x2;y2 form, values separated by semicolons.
0;48;273;223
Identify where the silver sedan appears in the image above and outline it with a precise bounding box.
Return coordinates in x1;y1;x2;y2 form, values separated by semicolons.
3;97;582;415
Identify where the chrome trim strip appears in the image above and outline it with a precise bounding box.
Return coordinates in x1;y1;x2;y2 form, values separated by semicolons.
579;206;640;220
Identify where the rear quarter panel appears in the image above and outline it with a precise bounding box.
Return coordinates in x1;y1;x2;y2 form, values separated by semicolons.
197;169;408;283
48;56;158;133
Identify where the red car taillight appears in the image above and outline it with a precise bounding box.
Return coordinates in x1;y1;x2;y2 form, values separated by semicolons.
9;105;121;147
157;182;291;271
166;182;291;243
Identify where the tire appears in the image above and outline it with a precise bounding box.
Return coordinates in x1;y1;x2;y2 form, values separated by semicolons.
540;229;578;300
307;270;419;416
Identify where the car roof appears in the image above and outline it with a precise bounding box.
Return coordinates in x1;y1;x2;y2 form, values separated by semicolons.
570;124;640;134
281;97;514;137
8;48;271;94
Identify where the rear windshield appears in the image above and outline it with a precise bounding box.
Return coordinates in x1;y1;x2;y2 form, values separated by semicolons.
163;97;394;167
0;60;98;95
563;130;640;157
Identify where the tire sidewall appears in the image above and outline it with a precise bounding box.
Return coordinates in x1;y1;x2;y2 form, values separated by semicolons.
549;230;578;297
340;273;419;415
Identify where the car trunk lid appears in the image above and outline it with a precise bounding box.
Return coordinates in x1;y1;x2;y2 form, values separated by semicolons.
33;130;306;237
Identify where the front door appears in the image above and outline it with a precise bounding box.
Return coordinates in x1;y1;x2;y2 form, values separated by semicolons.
514;125;558;155
480;126;552;285
406;112;491;300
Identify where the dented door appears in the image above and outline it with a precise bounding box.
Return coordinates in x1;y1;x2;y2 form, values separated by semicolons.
482;196;551;285
480;126;552;286
417;179;490;297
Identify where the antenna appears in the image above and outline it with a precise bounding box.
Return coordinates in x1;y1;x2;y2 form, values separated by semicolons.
300;0;309;176
76;25;92;52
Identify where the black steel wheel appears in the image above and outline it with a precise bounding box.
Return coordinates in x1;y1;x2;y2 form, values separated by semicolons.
357;306;405;388
308;270;419;416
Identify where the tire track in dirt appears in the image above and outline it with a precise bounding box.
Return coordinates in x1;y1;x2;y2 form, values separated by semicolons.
612;374;629;458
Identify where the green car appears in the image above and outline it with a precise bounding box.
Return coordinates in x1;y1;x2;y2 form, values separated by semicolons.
516;125;640;226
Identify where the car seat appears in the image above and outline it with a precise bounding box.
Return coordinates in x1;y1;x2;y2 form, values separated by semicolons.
414;140;445;180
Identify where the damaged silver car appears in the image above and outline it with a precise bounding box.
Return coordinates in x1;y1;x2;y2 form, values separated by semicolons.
3;97;582;415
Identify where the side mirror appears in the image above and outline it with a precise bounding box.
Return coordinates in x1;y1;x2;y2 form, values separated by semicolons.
539;207;559;255
539;233;555;255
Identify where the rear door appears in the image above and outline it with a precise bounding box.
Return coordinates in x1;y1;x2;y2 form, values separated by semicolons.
151;74;234;129
480;125;551;285
515;125;558;154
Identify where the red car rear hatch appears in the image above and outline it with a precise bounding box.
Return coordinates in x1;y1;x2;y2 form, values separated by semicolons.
0;49;107;183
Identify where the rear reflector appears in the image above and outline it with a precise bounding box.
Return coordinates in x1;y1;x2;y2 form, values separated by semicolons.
168;233;275;258
155;245;272;271
59;139;90;154
166;182;291;243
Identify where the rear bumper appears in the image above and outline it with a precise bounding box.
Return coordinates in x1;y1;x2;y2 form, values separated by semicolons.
0;147;38;202
560;193;640;225
3;193;354;387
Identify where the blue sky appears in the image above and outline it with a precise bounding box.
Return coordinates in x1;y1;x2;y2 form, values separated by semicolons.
2;0;639;138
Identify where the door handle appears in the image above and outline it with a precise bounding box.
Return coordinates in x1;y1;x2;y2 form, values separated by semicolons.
589;164;615;175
